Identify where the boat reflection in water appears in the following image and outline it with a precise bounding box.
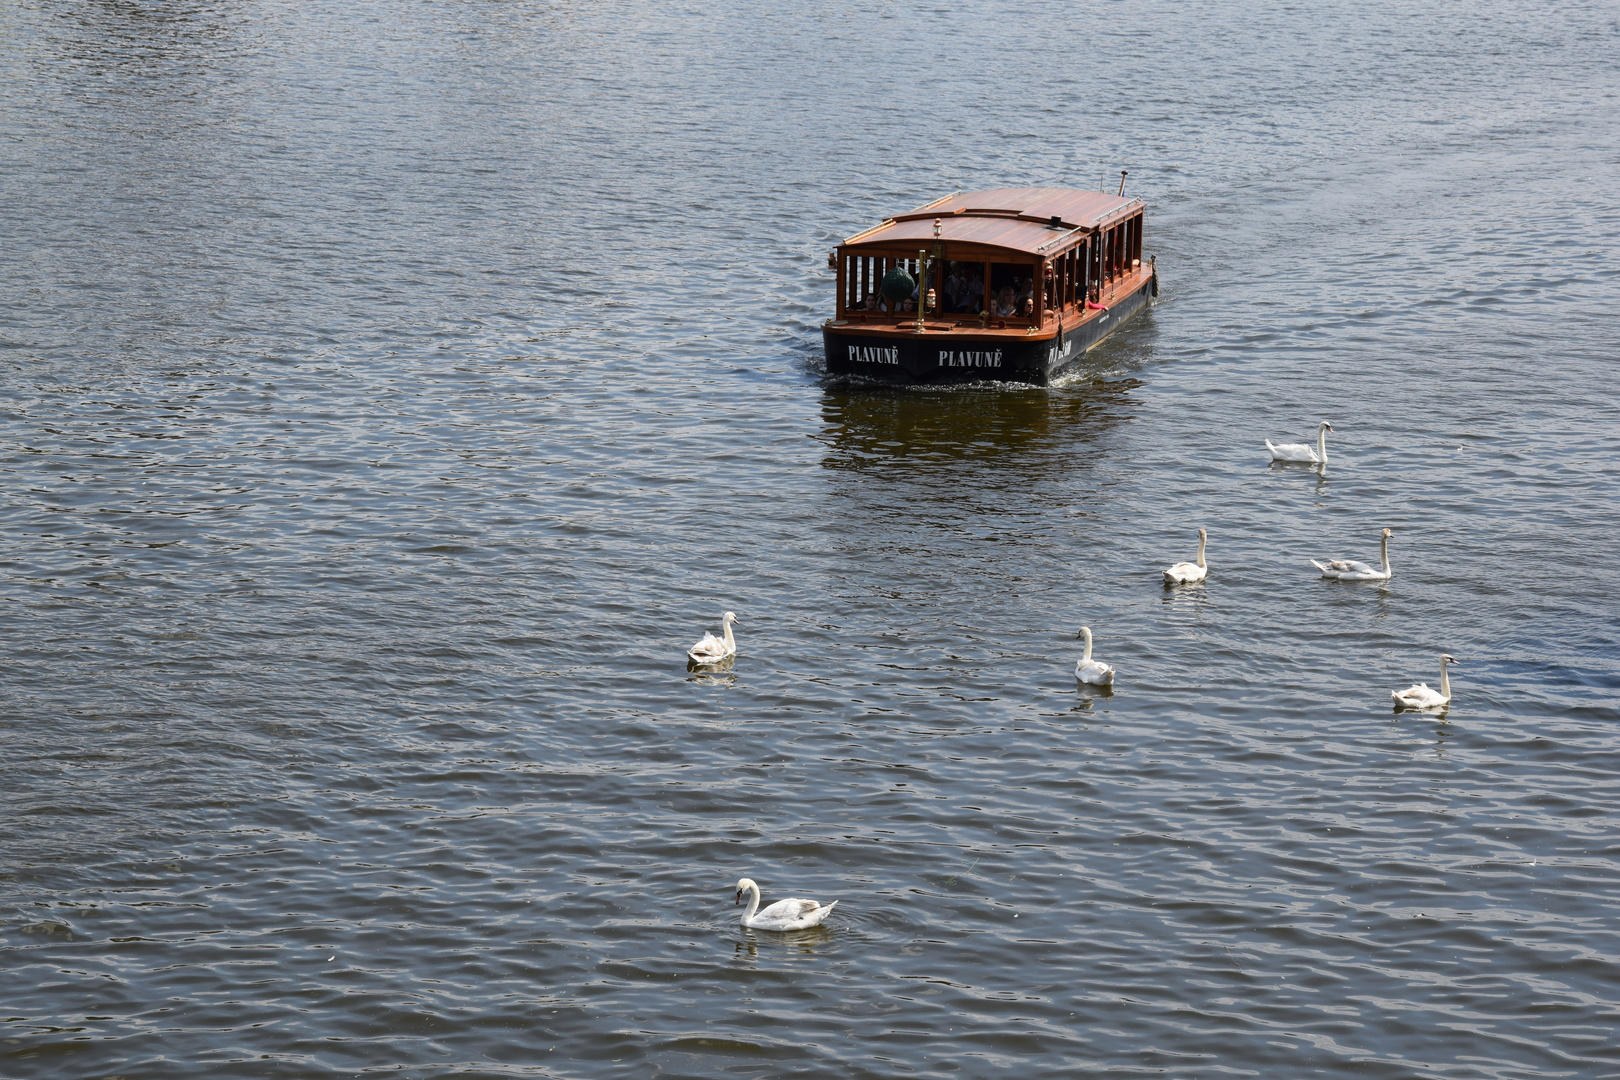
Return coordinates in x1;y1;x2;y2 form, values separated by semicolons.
816;380;1141;474
812;381;1144;597
823;186;1157;385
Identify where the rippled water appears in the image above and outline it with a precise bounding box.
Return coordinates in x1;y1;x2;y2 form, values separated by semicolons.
3;1;1619;1077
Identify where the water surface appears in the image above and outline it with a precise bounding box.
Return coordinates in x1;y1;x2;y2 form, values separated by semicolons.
2;1;1618;1077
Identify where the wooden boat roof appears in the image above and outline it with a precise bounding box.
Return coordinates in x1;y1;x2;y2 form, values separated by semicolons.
842;187;1143;256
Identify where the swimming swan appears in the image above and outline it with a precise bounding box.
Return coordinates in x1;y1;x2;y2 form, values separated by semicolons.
1312;528;1392;581
1393;654;1458;710
1075;626;1115;686
688;611;738;664
1267;421;1333;464
734;877;837;931
1164;528;1208;584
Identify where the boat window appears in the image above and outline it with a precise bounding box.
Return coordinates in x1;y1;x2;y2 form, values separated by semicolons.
988;262;1032;319
942;260;986;315
844;254;895;313
891;256;920;314
1056;246;1080;311
842;253;943;315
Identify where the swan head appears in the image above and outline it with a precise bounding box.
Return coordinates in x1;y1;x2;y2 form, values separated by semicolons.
1076;626;1093;643
722;611;739;625
1381;528;1393;539
1440;654;1458;666
1319;421;1334;432
734;878;756;904
1197;528;1206;539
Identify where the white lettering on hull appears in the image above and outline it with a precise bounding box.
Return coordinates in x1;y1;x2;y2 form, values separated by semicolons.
939;349;1002;369
847;345;899;365
1050;337;1073;363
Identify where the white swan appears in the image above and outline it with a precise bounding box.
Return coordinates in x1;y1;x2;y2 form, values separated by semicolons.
1075;626;1115;686
734;877;837;931
1312;527;1392;581
1164;528;1208;584
1266;421;1333;464
1393;654;1459;710
687;611;738;664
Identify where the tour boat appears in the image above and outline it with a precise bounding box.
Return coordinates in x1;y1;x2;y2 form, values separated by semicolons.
822;186;1156;384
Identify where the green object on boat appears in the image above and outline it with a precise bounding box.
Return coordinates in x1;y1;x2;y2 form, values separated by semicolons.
880;266;914;301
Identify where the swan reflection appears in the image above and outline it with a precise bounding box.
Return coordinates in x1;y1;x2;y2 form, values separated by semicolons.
733;925;832;958
686;655;736;684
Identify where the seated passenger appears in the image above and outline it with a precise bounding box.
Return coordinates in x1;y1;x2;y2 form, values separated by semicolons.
995;286;1017;317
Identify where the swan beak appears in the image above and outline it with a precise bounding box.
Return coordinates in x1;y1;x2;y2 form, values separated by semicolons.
735;890;744;906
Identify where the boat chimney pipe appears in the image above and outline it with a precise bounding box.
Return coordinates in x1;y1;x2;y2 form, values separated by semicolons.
1118;170;1129;197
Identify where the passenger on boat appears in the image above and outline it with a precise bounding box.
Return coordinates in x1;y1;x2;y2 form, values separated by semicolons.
863;292;888;312
995;286;1017;317
962;268;984;313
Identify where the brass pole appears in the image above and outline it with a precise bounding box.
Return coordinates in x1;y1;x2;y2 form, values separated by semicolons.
914;247;929;334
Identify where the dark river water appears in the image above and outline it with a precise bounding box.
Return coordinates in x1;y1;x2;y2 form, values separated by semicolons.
3;2;1618;1077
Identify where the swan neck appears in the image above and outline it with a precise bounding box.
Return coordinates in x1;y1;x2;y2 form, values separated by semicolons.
723;618;735;650
1081;630;1092;663
1196;533;1206;568
1439;657;1450;698
1318;425;1328;464
1380;533;1390;575
743;881;760;920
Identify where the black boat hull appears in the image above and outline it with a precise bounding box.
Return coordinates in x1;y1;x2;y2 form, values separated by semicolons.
823;276;1153;386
